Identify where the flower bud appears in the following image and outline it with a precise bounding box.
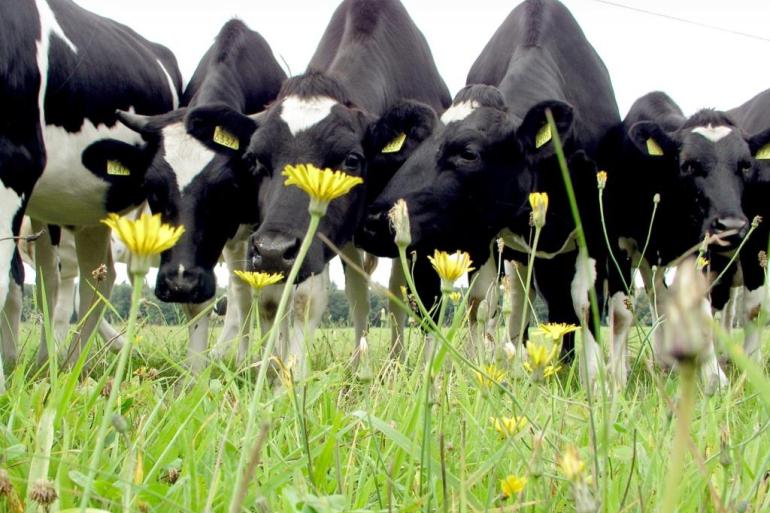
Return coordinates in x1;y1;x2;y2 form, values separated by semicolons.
529;192;549;229
596;170;607;190
29;479;57;507
388;199;412;249
476;299;489;324
662;258;709;366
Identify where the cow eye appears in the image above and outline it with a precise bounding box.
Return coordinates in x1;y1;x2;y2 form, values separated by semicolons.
342;153;363;171
680;160;701;177
459;147;480;162
242;152;267;177
738;160;753;177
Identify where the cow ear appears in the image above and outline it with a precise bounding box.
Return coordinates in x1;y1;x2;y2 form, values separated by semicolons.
81;140;154;182
517;100;574;159
364;100;437;168
185;103;258;155
748;126;770;160
628;121;677;158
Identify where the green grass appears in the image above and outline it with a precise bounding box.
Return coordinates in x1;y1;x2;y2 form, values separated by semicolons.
1;318;769;513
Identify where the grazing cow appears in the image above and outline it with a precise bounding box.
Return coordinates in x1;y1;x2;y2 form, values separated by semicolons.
0;0;182;371
185;0;451;376
359;0;619;385
603;91;770;392
92;19;292;372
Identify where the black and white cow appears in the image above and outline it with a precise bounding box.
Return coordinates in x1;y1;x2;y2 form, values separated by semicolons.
88;19;289;372
0;0;182;372
185;0;452;376
603;91;770;392
359;0;619;385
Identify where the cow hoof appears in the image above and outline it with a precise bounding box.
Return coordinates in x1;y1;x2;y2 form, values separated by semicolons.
702;366;729;396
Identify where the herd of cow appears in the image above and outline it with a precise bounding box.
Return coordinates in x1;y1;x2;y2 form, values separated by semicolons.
1;0;769;392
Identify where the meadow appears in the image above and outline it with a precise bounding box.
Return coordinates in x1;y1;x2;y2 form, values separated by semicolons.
1;312;769;512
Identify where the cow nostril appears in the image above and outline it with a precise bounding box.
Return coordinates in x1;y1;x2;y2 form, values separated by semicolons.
713;217;747;233
283;238;300;261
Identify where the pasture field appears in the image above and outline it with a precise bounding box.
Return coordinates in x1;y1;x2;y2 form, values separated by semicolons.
1;319;769;513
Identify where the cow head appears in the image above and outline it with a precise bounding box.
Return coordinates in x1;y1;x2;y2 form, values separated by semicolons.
359;84;575;261
186;72;435;282
628;110;770;249
91;108;260;304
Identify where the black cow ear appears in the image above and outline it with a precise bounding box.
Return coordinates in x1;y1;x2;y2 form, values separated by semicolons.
518;100;574;159
748;126;770;160
185;103;258;155
364;100;437;165
82;140;153;182
628;121;677;158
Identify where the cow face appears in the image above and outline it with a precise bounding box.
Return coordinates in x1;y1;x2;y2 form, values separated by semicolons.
359;85;574;260
628;112;770;249
99;108;260;303
186;73;434;282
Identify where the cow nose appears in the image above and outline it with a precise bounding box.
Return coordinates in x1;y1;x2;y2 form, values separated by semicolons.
250;231;301;273
712;217;748;236
155;265;215;303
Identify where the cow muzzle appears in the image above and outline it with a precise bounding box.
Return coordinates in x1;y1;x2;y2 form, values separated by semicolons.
155;265;216;304
249;230;301;274
709;216;748;248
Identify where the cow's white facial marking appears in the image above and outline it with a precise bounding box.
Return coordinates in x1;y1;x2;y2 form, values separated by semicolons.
156;59;179;109
178;264;185;279
0;184;24;305
440;100;479;124
28;112;143;226
162;123;216;192
280;95;338;136
692;124;733;143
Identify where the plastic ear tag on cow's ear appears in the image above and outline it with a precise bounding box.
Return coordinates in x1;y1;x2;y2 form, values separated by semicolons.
106;160;130;176
646;137;664;156
381;132;407;154
213;126;239;150
755;142;770;160
535;124;552;149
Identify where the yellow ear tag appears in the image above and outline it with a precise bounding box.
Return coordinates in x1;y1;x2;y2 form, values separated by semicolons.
646;137;664;156
381;132;407;154
106;160;130;176
756;142;770;160
213;126;239;150
535;124;552;149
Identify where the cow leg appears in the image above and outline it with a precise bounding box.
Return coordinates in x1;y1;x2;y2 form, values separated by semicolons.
608;291;633;387
388;260;407;360
700;298;729;395
62;225;115;367
504;260;532;361
467;257;498;361
281;270;329;381
33;219;61;367
741;285;766;361
342;245;369;368
182;301;211;374
570;253;601;389
53;228;77;342
1;279;22;375
211;238;253;363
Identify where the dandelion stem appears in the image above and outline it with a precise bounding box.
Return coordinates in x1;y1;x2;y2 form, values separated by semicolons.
79;274;143;512
229;213;321;513
660;361;697;513
517;227;541;351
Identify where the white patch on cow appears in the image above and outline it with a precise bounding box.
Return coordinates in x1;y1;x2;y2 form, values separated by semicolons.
156;59;180;109
440;100;479;124
280;95;338;136
34;0;78;128
692;124;733;143
742;286;767;358
162;123;216;191
177;264;185;279
27;114;143;226
0;185;24;307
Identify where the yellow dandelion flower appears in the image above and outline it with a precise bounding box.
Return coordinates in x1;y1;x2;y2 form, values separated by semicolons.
559;445;586;482
696;256;709;271
233;270;284;290
523;339;561;382
529;192;549;228
490;416;528;437
500;474;527;498
448;291;462;305
102;212;184;274
596;170;607;189
428;249;474;290
474;364;505;389
282;163;363;215
531;322;579;341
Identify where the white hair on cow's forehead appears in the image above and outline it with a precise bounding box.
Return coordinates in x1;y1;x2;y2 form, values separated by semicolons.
691;124;733;143
280;95;338;136
162;122;216;191
440;100;479;124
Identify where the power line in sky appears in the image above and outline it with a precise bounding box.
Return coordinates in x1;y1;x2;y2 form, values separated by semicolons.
590;0;770;43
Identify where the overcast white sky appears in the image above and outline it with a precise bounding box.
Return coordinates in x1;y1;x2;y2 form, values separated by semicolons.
54;0;770;288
